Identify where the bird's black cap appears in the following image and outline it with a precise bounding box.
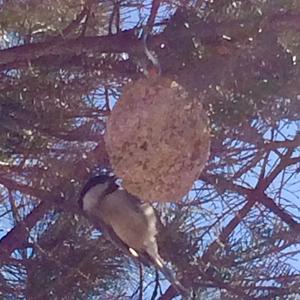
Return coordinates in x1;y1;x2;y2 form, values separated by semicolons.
78;175;118;209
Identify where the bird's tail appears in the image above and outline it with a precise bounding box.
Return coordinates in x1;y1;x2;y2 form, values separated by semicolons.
153;256;189;299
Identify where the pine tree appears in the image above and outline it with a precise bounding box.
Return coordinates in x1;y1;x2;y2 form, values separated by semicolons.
0;1;300;299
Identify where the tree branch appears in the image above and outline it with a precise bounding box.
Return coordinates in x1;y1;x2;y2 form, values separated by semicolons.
0;30;139;71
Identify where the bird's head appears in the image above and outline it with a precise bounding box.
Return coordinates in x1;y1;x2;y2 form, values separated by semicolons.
78;175;118;212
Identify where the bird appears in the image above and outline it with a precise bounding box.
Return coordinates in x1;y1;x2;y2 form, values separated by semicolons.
78;174;188;298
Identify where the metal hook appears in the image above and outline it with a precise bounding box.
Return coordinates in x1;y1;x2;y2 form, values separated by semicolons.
141;26;161;76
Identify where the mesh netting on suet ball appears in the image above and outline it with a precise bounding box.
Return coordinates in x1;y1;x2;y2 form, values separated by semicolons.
105;76;210;202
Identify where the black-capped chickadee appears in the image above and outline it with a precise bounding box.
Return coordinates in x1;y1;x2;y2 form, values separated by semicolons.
78;175;188;297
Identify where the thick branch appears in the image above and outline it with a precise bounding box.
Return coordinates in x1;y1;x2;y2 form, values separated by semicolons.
202;173;299;228
201;196;257;264
0;201;49;256
0;30;139;71
147;0;161;29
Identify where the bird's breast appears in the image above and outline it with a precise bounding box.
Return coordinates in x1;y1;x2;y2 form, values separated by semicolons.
99;191;157;251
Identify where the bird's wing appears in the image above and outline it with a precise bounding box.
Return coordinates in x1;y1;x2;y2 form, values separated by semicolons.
86;209;153;266
119;190;144;212
86;212;129;252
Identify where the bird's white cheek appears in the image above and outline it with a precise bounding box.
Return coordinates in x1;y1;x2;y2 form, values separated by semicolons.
82;193;98;213
82;184;107;213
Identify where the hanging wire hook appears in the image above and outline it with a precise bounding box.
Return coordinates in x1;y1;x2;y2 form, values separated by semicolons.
141;25;161;76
